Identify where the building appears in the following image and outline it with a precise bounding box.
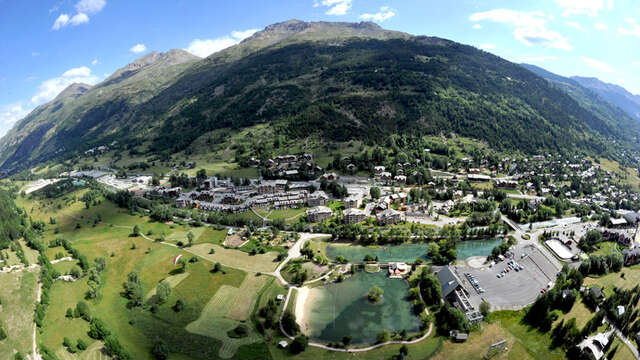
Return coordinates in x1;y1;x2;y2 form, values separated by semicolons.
609;217;628;228
623;247;640;266
374;166;386;175
343;208;366;224
306;206;332;223
435;266;474;312
394;175;407;184
307;191;329;206
388;262;409;277
344;194;362;209
467;174;491;182
590;286;606;303
449;330;468;343
376;208;402;225
578;331;613;360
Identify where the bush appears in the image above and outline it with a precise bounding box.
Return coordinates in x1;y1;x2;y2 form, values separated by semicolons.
152;339;169;360
290;335;308;354
77;338;87;351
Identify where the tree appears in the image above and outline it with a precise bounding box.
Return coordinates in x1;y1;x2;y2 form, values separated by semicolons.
212;262;222;273
342;335;352;347
368;285;384;303
77;339;87;351
155;280;172;305
187;231;194;246
377;330;391;343
0;325;6;340
132;224;141;237
152;339;169;360
419;272;442;306
480;300;490;317
370;186;381;199
173;299;185;312
435;304;470;335
290;335;308;354
282;311;300;336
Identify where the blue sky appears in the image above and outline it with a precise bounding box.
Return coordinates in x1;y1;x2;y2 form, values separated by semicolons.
1;0;640;137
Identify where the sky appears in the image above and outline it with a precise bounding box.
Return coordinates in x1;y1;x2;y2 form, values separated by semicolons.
1;0;640;137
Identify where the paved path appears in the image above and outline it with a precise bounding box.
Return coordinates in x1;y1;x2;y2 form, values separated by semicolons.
604;317;640;359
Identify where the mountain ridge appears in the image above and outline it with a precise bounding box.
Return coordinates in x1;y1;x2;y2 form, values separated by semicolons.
1;20;639;174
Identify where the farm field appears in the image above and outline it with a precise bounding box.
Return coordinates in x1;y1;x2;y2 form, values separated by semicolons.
189;243;280;273
0;270;38;360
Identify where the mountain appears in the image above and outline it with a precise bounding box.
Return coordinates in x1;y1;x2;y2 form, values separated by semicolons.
571;76;640;122
0;49;200;170
1;20;639;173
521;64;640;141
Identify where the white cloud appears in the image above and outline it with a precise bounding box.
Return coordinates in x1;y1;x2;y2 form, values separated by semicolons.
633;61;640;66
314;0;352;16
478;43;496;50
554;0;607;17
594;23;608;30
472;24;482;30
566;21;584;31
185;29;259;58
619;18;640;37
75;0;106;14
52;0;105;30
581;56;615;73
31;66;99;104
359;6;396;22
469;9;573;50
70;13;89;26
52;14;70;30
0;103;30;126
520;55;558;62
31;51;40;57
129;44;147;54
91;59;99;66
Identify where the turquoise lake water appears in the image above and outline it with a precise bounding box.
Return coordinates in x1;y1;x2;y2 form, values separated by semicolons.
304;271;421;344
325;238;503;263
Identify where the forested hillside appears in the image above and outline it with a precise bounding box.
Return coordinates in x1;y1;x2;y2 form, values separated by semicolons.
1;20;639;174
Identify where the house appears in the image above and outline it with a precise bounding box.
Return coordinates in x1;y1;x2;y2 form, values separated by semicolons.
278;340;289;348
343;208;366;224
388;262;409;277
578;331;613;360
380;172;392;181
374;166;386;175
376;208;402;225
306;206;332;223
344;194;362;209
449;330;468;343
276;294;285;302
274;179;288;192
617;305;625;316
257;181;277;194
320;173;338;182
394;175;407;184
609;217;628;228
346;163;357;172
308;191;329;207
590;286;606;303
623;247;640;266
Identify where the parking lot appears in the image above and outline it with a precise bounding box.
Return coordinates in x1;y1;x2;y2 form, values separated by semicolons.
454;245;560;310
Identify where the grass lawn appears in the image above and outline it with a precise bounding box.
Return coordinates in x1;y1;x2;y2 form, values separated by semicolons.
584;264;640;296
30;193;277;359
486;311;565;360
19;239;40;264
189;243;280;273
592;241;621;256
433;323;527;360
268;335;442;360
0;270;38;360
552;297;594;331
266;208;308;222
611;335;636;360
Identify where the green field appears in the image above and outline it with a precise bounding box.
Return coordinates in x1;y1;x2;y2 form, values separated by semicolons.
0;270;38;360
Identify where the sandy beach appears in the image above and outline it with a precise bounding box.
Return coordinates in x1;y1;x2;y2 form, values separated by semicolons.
294;286;311;334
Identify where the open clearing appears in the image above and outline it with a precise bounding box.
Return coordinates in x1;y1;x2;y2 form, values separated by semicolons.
145;272;191;300
189;243;280;273
432;323;526;360
0;270;38;360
